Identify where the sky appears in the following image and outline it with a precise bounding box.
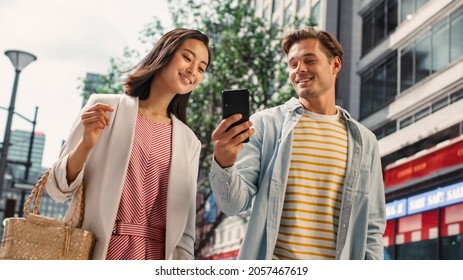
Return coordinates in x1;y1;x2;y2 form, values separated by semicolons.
0;0;173;167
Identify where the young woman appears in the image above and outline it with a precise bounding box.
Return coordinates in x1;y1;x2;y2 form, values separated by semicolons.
45;28;211;260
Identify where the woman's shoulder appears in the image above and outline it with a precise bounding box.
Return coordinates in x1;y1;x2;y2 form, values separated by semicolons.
88;93;138;109
89;93;135;101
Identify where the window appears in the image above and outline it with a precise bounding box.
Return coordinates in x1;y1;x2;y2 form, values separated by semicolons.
385;56;398;101
395;211;439;259
374;2;386;43
399;115;413;129
384;121;397;136
450;6;463;61
432;19;449;73
360;72;375;119
272;0;281;13
415;33;431;83
414;107;429;122
360;54;398;119
387;0;399;33
312;1;320;26
372;87;461;138
284;3;292;25
363;0;427;55
254;0;260;11
297;0;306;10
416;0;428;11
400;0;414;22
396;239;438;259
441;235;463;259
362;12;374;54
373;67;386;110
263;5;270;21
451;88;463;103
432;97;448;113
400;45;414;92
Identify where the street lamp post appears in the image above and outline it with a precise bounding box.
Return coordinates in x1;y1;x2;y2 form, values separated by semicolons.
0;50;37;199
24;106;38;181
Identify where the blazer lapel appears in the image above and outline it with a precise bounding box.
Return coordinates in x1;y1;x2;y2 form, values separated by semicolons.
98;94;138;248
165;116;191;259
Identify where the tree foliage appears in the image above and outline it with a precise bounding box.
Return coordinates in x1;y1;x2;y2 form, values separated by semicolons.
79;0;305;258
168;0;295;184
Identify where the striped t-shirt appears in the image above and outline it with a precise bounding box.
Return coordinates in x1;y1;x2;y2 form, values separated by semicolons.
273;108;347;260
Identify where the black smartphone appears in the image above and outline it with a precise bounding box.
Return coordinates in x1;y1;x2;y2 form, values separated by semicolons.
222;88;250;143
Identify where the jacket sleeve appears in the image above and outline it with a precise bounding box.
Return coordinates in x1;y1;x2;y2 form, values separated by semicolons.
209;116;263;216
45;95;99;202
174;139;201;260
365;140;387;260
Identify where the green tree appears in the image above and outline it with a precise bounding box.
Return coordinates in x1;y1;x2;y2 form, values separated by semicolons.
80;0;303;258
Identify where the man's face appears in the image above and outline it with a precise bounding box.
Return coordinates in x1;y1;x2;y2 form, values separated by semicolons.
287;38;341;100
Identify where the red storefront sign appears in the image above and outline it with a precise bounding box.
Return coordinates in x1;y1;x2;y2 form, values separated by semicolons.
384;136;463;188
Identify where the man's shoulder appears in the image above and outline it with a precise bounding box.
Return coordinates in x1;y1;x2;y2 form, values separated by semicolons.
339;107;377;141
253;98;298;118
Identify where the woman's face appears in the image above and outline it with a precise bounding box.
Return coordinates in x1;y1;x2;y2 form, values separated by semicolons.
156;38;209;95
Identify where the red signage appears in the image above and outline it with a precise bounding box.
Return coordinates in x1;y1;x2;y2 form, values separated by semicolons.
384;136;463;188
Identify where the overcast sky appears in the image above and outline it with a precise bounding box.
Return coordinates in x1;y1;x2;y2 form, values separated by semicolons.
0;0;172;167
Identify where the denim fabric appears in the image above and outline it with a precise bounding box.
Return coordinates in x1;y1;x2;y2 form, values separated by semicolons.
210;97;386;260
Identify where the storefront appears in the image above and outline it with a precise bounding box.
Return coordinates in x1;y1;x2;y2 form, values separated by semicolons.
383;136;463;259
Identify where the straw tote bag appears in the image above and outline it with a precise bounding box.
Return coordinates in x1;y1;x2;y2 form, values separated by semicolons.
0;169;95;260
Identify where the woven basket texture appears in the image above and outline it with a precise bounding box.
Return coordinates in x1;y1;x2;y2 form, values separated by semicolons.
0;214;95;260
0;170;95;260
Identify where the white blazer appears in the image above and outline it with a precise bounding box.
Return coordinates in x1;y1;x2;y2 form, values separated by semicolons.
45;94;201;260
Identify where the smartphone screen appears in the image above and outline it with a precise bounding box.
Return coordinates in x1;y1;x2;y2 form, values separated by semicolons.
222;88;250;143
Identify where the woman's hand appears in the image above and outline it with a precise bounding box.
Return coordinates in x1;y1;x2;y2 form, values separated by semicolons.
65;103;114;184
80;103;114;149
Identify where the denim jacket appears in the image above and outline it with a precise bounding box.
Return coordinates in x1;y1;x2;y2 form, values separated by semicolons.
210;97;386;260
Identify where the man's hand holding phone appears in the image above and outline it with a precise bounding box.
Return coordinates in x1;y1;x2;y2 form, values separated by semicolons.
211;88;255;168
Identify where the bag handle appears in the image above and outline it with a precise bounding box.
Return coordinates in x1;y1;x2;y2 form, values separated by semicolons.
23;169;86;228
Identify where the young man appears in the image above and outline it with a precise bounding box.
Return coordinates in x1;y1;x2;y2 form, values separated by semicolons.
209;26;386;260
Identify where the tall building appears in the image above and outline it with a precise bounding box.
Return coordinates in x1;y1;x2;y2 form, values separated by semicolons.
0;130;69;230
206;0;463;260
358;0;463;260
81;72;106;107
8;129;46;184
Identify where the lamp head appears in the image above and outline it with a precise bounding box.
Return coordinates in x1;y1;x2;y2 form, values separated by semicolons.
5;50;37;72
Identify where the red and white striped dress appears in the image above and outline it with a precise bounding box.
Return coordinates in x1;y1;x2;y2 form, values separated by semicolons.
106;114;172;260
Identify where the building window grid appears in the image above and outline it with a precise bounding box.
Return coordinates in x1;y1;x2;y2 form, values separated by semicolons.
375;88;463;140
362;5;463;121
362;0;430;56
311;1;320;26
272;0;281;14
284;2;293;25
263;5;270;22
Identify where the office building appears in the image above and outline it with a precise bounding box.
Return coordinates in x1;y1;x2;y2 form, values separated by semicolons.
8;129;46;184
204;0;463;259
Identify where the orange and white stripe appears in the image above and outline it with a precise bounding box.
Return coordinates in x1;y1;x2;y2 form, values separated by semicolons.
274;109;347;260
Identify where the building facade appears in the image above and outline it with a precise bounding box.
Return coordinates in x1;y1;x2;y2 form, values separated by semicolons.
8;129;46;184
358;0;463;260
0;129;70;232
204;0;463;259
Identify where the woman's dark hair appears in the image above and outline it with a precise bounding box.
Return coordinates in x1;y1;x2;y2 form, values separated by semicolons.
281;26;344;64
124;28;211;124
